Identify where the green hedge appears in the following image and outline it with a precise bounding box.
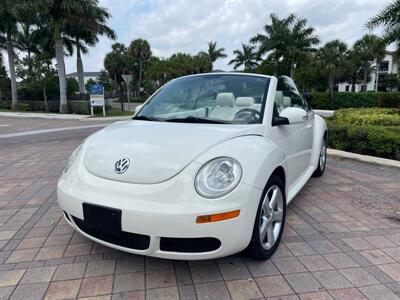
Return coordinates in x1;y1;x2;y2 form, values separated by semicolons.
0;100;91;114
311;92;400;110
327;108;400;160
68;101;91;115
333;108;400;126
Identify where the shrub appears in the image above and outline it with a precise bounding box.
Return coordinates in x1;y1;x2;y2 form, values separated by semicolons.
328;122;400;160
333;108;400;126
91;105;112;115
69;101;90;115
327;108;400;160
0;100;10;109
16;103;30;111
310;92;400;110
379;94;400;108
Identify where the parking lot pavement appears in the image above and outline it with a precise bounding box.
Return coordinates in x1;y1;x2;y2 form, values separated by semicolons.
0;117;399;300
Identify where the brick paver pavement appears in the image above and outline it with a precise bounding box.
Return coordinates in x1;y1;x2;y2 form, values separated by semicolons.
0;117;399;299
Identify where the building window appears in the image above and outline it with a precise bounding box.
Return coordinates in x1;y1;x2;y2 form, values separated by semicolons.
379;61;389;73
345;85;350;92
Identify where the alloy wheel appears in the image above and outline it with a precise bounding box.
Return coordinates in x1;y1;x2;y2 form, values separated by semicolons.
319;142;327;169
259;185;284;250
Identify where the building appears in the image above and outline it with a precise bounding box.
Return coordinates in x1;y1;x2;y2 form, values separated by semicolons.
338;52;398;92
66;71;101;85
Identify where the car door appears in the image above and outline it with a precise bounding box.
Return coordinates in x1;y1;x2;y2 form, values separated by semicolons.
270;76;313;188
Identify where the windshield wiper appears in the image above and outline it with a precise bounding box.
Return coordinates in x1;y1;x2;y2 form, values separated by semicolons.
132;115;160;121
163;116;227;124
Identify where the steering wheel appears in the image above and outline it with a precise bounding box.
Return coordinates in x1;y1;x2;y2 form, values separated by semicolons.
234;108;261;122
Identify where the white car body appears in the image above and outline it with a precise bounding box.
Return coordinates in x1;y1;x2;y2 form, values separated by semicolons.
57;73;327;260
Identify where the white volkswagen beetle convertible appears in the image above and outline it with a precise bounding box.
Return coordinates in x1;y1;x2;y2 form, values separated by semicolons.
58;73;327;260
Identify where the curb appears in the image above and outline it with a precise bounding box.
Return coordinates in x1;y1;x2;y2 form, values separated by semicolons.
0;112;132;121
327;148;400;169
0;112;90;120
314;110;334;118
82;116;132;121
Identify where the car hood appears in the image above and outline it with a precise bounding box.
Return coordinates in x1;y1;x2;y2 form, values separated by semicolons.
83;120;263;184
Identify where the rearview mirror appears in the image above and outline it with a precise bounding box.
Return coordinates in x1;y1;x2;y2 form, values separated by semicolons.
279;107;308;125
134;104;143;115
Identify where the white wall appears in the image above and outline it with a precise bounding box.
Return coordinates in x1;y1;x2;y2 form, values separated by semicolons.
338;53;397;92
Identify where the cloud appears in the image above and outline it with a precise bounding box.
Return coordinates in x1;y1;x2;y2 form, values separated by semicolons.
1;0;392;75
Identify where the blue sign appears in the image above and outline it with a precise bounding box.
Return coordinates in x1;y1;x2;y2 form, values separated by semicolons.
89;84;104;95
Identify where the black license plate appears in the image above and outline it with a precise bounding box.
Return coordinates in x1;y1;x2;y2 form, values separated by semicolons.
82;203;122;237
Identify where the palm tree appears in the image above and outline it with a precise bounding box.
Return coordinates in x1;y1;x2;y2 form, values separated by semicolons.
315;40;347;104
367;1;400;78
15;24;40;66
104;43;129;110
200;41;227;69
367;0;400;44
0;0;20;110
343;49;363;92
353;34;386;92
192;53;212;73
228;44;259;72
67;0;116;95
128;39;151;97
250;13;319;77
0;52;4;100
36;0;90;113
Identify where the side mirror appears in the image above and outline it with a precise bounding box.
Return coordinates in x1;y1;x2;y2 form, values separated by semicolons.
134;104;143;115
272;116;289;126
279;107;308;125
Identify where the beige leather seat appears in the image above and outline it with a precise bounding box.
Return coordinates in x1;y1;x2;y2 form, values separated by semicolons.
274;91;284;112
236;97;255;107
283;96;291;108
209;92;237;120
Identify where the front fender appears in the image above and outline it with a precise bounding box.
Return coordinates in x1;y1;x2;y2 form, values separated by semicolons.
194;135;287;192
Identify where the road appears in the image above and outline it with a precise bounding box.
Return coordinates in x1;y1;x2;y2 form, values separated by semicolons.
0;116;399;299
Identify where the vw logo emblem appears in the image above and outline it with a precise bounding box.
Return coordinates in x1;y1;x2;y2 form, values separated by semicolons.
114;157;130;174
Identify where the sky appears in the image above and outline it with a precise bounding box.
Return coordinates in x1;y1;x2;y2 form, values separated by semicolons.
2;0;392;75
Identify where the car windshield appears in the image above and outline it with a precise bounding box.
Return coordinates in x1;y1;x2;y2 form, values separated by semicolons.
136;74;270;124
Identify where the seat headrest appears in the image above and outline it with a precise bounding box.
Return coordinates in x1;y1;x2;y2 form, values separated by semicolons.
236;97;255;106
283;96;291;107
216;92;235;107
275;91;283;104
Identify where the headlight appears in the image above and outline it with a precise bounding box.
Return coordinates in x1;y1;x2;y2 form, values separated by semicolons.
64;143;84;173
195;157;242;198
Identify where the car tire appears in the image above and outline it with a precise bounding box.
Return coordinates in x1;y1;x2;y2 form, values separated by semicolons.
245;175;286;260
312;137;327;177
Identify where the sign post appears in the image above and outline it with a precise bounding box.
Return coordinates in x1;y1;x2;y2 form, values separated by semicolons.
89;84;105;117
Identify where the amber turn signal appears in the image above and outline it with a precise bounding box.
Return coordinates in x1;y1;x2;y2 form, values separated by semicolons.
196;210;240;224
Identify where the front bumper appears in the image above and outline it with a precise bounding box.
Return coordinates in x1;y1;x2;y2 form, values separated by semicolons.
57;160;262;260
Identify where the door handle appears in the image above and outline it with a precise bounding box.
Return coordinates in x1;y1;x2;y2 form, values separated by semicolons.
306;124;312;129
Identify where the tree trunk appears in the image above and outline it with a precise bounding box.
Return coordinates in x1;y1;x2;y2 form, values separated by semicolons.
328;75;335;108
54;37;68;113
119;82;124;111
363;62;368;92
290;63;295;78
76;40;85;96
375;62;380;92
43;82;48;112
138;60;143;98
6;32;18;111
